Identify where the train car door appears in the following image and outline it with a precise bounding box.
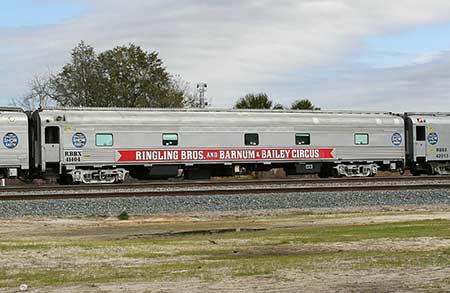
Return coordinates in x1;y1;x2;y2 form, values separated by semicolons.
44;126;60;162
415;125;426;159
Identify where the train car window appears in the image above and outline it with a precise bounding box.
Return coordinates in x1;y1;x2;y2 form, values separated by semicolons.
163;133;178;146
354;133;369;145
296;133;310;145
416;126;426;141
245;133;259;146
45;127;60;144
96;134;113;146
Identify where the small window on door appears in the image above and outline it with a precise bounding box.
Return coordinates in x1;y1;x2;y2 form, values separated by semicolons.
416;126;426;141
45;126;60;144
354;133;369;145
245;133;259;146
163;133;178;146
296;133;310;145
96;134;113;146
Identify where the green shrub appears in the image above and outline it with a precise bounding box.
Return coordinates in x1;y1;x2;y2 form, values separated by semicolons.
118;211;129;221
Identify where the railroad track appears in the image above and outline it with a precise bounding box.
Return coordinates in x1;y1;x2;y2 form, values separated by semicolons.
1;176;450;201
2;175;450;192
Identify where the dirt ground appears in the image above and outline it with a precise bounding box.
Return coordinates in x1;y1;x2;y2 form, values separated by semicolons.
1;206;450;292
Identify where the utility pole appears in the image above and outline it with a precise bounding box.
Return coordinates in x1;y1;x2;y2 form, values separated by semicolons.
196;82;208;108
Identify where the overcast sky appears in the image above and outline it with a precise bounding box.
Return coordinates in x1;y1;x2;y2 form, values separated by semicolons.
1;0;450;111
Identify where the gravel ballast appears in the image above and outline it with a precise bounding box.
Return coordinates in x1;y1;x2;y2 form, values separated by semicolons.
2;189;450;217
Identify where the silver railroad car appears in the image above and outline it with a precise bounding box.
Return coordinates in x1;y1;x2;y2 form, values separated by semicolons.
32;108;405;184
404;113;450;175
0;107;29;178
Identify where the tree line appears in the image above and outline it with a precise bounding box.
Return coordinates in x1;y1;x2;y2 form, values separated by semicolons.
14;41;320;111
234;93;320;110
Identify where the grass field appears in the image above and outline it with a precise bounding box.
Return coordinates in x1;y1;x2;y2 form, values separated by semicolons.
1;209;450;292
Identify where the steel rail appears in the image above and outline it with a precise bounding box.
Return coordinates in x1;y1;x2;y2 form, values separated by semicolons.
1;183;450;201
1;175;450;194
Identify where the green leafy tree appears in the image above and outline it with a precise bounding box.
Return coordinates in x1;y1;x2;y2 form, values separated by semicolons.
51;41;103;107
49;41;185;108
290;99;321;110
234;93;274;109
97;44;184;107
272;103;284;110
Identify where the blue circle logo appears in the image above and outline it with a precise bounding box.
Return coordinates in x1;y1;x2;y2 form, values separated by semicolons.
391;133;402;146
3;133;19;149
72;132;87;148
427;132;439;145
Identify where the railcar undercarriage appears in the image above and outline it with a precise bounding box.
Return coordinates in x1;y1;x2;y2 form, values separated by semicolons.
430;162;450;175
58;160;405;184
410;161;450;176
67;168;128;184
334;163;379;177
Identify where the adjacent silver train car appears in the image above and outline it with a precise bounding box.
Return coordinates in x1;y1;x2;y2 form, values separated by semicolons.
31;108;405;184
405;113;450;175
0;107;29;178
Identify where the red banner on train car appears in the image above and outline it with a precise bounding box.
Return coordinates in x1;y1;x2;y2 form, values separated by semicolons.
117;148;334;162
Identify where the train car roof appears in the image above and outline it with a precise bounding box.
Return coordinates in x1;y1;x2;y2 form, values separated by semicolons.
406;113;450;125
404;112;450;116
39;107;396;115
36;107;404;127
0;108;28;125
0;107;25;113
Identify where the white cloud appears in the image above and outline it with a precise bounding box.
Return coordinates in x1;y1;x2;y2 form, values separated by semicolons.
413;51;444;64
1;0;450;108
283;51;450;112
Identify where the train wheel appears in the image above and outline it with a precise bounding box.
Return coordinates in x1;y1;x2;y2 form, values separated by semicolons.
410;168;421;176
59;174;74;185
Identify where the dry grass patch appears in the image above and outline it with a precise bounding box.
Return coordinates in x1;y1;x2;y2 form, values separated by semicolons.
1;210;450;291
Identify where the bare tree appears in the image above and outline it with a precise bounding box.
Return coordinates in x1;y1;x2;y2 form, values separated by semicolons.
11;73;56;110
171;76;202;108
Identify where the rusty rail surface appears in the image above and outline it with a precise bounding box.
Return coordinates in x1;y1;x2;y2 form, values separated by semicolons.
1;180;449;201
1;175;449;193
